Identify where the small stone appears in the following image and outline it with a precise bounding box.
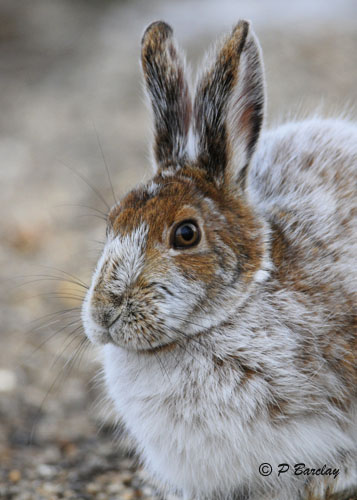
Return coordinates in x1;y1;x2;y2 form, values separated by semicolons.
58;439;77;457
121;490;135;500
119;458;134;469
40;482;61;494
37;464;57;478
118;471;133;486
8;485;20;494
86;482;101;494
107;483;124;494
0;369;16;392
17;493;33;500
8;469;21;482
63;491;74;498
42;446;61;463
141;486;154;496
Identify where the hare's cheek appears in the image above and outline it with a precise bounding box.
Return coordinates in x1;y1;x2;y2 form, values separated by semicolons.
155;272;206;328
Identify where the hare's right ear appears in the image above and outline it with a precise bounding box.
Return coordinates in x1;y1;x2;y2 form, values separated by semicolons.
141;21;192;171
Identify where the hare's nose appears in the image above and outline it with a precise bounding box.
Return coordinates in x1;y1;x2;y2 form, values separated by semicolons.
91;291;124;329
107;311;122;328
91;306;122;331
100;310;119;328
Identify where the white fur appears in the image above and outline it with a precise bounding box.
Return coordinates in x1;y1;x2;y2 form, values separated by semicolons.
186;125;198;160
82;224;148;344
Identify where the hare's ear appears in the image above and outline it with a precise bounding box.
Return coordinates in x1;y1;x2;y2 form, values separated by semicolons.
193;21;265;187
141;21;192;171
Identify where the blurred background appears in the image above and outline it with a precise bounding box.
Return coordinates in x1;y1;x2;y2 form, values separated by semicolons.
0;1;356;498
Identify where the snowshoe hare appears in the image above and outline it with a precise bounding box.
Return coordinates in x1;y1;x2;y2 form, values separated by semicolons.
82;20;357;500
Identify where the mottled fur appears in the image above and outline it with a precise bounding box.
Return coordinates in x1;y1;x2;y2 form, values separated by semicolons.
141;21;192;169
82;20;357;500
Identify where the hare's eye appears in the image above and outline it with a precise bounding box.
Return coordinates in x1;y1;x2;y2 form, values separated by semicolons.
171;220;201;249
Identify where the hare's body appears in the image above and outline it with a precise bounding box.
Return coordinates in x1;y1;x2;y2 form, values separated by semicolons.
83;21;357;500
103;118;357;500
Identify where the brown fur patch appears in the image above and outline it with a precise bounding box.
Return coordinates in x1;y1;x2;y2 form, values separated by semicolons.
141;340;178;355
266;397;291;421
270;212;357;393
212;354;259;383
303;478;357;500
108;167;264;288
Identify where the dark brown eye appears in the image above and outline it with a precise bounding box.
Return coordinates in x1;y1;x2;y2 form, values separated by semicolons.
171;220;201;249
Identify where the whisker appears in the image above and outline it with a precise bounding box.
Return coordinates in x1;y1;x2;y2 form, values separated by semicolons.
30;316;80;336
54;203;108;218
59;160;110;210
93;123;117;205
50;326;84;369
165;319;210;349
145;337;172;384
165;328;208;368
170;308;232;331
28;292;85;301
29;334;87;444
11;276;88;292
27;318;82;359
61;336;89;379
28;313;81;339
28;307;82;326
37;266;89;289
76;213;107;222
169;312;210;331
159;329;225;384
75;337;91;371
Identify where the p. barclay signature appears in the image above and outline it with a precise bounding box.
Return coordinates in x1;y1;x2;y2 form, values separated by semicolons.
278;463;339;479
258;462;340;479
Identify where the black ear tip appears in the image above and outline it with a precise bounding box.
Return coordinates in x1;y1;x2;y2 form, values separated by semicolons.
141;21;173;46
224;20;250;55
234;19;250;31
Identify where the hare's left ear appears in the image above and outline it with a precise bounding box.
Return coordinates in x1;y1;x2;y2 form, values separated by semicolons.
193;21;265;187
141;21;192;171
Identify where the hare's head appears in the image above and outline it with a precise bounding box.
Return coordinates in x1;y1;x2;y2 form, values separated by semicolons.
82;21;270;351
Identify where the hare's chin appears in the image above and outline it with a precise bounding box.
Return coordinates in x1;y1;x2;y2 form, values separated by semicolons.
135;340;178;354
95;337;179;354
107;332;179;353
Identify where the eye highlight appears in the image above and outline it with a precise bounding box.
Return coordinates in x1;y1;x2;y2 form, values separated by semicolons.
171;220;201;249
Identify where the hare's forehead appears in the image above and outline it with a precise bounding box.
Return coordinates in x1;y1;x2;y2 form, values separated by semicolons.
107;180;202;241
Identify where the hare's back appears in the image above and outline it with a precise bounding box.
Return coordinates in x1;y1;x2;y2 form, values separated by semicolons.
248;118;357;297
249;119;356;214
249;118;357;249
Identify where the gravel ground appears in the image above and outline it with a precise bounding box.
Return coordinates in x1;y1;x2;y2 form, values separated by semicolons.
0;1;356;499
